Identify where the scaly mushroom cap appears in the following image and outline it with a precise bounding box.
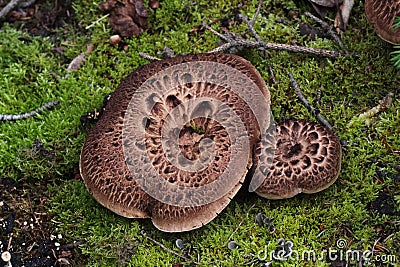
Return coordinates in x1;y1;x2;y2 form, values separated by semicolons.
80;53;271;232
255;120;342;199
365;0;400;44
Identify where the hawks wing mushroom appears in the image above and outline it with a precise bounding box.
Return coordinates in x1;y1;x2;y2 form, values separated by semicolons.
255;120;342;199
365;0;400;44
80;53;272;232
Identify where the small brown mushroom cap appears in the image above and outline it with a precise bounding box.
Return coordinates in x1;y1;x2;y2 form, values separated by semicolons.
80;53;271;232
365;0;400;44
255;120;342;199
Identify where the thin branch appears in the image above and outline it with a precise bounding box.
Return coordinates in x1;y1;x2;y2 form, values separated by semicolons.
202;23;232;42
268;65;276;84
0;101;59;121
140;230;199;265
371;237;380;259
239;14;262;42
250;0;263;27
347;92;393;127
0;0;23;19
205;5;351;58
67;44;94;72
139;52;161;61
0;0;36;18
241;11;280;85
382;233;395;244
288;73;333;130
224;203;256;247
208;36;349;58
85;13;110;30
305;12;343;48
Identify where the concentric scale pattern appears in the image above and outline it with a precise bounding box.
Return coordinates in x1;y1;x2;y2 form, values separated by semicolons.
365;0;400;44
80;53;342;232
255;120;342;199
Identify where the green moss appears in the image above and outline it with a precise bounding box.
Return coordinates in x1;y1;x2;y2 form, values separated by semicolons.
1;0;399;266
391;17;400;68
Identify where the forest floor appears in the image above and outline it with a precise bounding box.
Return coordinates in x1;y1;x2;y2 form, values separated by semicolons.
0;0;399;266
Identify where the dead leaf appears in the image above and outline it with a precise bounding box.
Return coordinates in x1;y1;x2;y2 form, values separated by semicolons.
99;0;148;38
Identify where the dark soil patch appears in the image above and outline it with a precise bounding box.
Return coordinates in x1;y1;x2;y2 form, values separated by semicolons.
0;178;86;267
0;0;75;37
369;190;399;216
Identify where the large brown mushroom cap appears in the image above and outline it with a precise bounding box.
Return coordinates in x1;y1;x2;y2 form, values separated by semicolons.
255;120;342;200
80;53;271;232
365;0;400;44
80;54;342;232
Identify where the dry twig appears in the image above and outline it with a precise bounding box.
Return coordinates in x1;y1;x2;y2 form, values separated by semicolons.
0;0;22;19
140;230;199;265
268;65;276;84
0;101;59;121
19;0;35;8
249;0;263;27
240;14;262;43
139;52;161;61
347;92;393;127
305;12;343;49
224;203;256;247
0;0;36;19
288;73;333;130
206;27;349;57
85;14;110;30
205;9;351;58
207;29;347;57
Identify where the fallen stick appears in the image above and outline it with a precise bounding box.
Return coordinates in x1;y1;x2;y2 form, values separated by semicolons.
139;52;161;61
0;101;59;121
347;93;393;127
140;230;199;265
206;25;350;58
0;0;23;20
305;12;344;49
288;73;333;130
0;0;36;19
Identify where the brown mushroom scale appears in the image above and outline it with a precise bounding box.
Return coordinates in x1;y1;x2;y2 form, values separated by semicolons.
365;0;400;44
80;53;342;232
255;120;342;199
144;82;251;190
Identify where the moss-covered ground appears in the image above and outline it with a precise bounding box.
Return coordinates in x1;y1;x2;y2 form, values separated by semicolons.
0;0;399;266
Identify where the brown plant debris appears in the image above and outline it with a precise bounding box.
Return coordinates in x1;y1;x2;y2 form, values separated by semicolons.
0;0;36;20
204;7;351;58
0;0;74;37
99;0;148;38
67;44;94;72
347;92;393;127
